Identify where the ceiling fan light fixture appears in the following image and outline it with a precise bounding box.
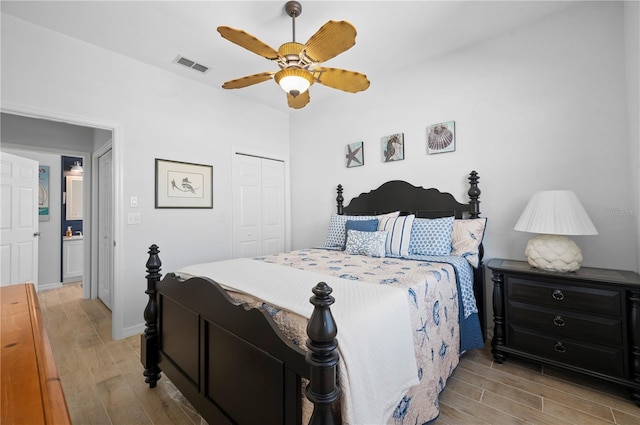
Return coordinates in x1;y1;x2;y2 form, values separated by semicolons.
218;1;368;108
274;68;313;97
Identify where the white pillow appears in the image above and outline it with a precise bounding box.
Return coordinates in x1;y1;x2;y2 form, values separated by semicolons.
378;214;415;256
345;229;388;257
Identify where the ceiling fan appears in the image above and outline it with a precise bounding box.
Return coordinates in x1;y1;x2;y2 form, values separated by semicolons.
217;1;370;109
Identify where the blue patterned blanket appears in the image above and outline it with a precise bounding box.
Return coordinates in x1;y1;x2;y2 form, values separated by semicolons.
254;248;484;424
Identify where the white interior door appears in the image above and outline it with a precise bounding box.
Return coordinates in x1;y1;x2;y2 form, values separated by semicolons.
97;149;113;308
234;155;262;258
1;152;39;286
233;154;285;258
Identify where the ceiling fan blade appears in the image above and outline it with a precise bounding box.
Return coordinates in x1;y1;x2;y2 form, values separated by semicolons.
217;26;280;60
304;21;357;63
312;67;370;93
287;90;310;109
222;72;275;89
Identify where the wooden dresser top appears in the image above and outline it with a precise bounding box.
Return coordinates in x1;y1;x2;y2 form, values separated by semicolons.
1;284;71;424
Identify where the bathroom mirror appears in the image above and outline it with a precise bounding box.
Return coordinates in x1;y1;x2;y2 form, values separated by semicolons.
66;175;83;220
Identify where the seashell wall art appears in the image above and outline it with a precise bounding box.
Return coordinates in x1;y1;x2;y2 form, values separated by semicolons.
427;121;455;154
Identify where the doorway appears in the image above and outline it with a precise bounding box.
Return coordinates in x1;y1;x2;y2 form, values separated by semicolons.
61;155;85;285
97;148;113;308
0;110;115;305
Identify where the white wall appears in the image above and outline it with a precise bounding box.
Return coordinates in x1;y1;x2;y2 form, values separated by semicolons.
625;1;640;270
1;13;290;338
92;126;113;151
290;1;639;273
1;113;98;151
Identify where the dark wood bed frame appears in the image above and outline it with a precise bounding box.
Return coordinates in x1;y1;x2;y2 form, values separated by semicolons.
141;171;484;425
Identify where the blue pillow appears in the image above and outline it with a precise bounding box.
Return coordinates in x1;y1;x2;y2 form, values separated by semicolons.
344;219;379;248
409;216;455;256
345;219;378;233
324;213;379;249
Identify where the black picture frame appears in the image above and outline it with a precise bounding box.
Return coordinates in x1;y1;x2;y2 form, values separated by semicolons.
155;158;213;208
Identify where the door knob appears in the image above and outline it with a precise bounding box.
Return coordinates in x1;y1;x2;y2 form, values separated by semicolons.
33;232;42;237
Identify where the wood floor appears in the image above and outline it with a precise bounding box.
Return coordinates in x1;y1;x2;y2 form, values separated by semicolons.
38;283;640;425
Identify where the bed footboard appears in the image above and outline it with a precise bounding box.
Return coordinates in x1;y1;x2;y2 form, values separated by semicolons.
141;245;339;425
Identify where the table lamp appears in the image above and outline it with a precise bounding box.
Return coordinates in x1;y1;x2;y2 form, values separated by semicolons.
514;190;598;272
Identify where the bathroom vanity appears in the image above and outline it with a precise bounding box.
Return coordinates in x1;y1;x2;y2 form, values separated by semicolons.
62;236;83;283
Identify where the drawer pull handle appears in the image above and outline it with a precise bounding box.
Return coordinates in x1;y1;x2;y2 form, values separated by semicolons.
554;342;566;353
552;290;565;301
553;316;566;327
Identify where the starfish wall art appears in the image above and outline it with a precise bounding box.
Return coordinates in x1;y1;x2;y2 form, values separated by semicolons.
345;141;364;168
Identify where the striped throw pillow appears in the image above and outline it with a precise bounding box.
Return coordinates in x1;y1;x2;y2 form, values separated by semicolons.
378;214;415;256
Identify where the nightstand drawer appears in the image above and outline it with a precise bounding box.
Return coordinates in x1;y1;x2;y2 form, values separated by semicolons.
508;325;625;378
507;277;621;316
507;301;623;346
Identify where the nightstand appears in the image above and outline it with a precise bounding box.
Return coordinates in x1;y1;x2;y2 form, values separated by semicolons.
487;259;640;406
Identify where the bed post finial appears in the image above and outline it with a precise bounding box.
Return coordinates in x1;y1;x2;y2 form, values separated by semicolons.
306;282;340;425
142;244;162;388
336;184;344;215
468;171;481;218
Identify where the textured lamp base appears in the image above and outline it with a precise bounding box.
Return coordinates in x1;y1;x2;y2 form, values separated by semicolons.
525;234;583;272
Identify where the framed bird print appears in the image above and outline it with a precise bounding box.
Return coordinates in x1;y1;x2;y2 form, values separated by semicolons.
155;158;213;208
381;133;404;162
346;141;364;168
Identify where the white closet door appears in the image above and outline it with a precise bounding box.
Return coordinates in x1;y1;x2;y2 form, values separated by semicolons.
233;154;285;258
234;155;262;258
261;159;285;255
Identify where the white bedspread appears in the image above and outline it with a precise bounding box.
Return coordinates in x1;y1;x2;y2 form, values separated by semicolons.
178;258;419;425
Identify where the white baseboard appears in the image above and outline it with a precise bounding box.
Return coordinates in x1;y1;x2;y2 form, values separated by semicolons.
39;282;63;291
122;322;145;339
63;277;82;284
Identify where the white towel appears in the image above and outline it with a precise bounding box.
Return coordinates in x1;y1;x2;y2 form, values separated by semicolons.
178;258;419;425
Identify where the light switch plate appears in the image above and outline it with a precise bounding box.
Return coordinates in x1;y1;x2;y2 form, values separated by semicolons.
127;213;141;224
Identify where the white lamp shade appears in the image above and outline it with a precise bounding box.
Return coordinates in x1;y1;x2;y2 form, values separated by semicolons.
70;161;83;173
514;190;597;236
274;68;313;96
279;76;309;94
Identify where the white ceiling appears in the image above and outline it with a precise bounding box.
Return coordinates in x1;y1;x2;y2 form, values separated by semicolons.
1;1;578;113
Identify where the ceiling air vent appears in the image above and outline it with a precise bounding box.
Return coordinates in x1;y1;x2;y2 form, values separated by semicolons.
173;55;210;73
